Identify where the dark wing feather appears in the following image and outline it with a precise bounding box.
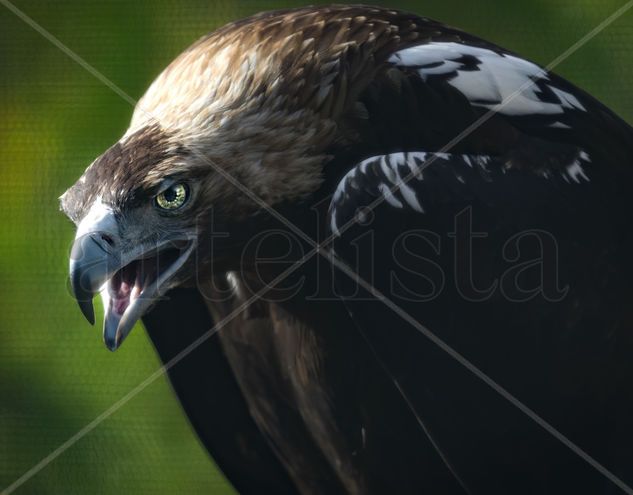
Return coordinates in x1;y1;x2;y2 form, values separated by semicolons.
198;271;468;494
327;150;633;493
333;37;633;175
142;288;299;494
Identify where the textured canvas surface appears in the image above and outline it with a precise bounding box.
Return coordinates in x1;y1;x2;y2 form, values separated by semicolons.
1;1;632;493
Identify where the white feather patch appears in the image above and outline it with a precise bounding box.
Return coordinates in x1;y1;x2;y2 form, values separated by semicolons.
389;42;586;116
563;151;591;183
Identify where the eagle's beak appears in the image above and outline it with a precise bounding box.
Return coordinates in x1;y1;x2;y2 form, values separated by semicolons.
69;201;194;351
70;231;117;326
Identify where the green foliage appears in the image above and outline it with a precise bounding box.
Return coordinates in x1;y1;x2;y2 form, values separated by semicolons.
0;1;631;493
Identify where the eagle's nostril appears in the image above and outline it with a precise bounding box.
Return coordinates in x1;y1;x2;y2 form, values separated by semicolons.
100;233;115;246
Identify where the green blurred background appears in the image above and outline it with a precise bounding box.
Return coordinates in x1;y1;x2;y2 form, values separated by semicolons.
1;0;632;493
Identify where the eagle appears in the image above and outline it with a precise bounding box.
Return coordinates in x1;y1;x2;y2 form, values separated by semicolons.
61;5;633;494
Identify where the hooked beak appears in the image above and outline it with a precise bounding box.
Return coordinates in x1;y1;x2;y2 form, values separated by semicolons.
69;202;194;351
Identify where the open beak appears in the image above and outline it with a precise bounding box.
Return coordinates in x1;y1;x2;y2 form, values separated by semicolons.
69;203;194;351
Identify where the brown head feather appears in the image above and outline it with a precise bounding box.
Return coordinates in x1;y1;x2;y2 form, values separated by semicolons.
64;5;447;221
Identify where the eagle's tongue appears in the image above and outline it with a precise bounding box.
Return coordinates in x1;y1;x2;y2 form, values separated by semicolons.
99;242;194;351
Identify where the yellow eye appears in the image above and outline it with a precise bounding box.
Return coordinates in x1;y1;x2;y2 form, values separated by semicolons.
155;183;189;211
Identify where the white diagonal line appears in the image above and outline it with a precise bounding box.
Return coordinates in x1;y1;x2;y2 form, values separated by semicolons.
1;249;317;495
319;0;633;249
0;0;138;107
319;248;633;495
546;0;633;70
2;0;632;493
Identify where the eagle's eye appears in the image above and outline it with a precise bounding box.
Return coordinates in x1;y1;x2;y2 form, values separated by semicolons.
155;183;189;211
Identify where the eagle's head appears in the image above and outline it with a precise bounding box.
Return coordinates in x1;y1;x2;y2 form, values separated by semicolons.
61;7;400;350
